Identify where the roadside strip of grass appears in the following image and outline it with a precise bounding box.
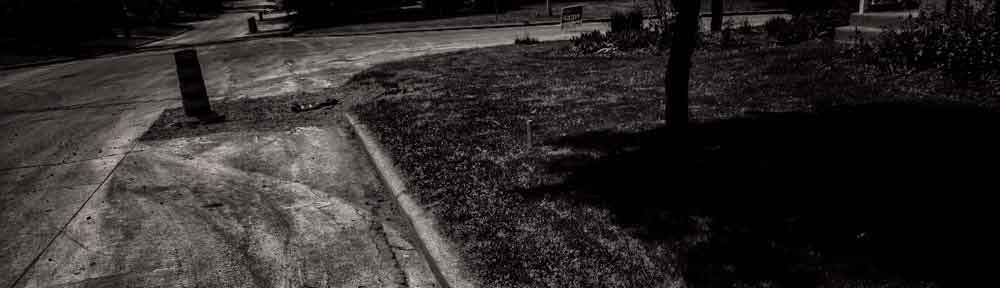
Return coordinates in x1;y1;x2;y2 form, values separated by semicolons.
340;41;998;287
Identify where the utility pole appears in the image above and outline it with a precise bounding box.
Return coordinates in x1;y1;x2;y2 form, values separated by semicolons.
547;0;552;17
711;0;723;32
665;0;700;128
994;0;1000;29
120;0;131;38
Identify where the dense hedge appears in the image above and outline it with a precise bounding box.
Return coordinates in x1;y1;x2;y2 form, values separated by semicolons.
856;0;1000;82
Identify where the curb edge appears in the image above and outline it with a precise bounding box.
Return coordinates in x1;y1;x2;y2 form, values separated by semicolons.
345;113;476;288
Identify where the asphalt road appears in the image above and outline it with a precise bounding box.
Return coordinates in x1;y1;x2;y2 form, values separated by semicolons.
0;23;607;288
144;0;284;47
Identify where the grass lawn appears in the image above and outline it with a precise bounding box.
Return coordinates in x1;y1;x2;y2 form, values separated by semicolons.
340;40;998;287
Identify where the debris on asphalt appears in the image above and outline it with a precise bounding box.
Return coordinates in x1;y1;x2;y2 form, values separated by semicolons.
202;202;224;208
291;98;340;113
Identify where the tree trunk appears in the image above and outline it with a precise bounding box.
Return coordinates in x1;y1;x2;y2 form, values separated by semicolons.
994;0;1000;30
666;0;701;128
711;0;723;32
120;0;131;39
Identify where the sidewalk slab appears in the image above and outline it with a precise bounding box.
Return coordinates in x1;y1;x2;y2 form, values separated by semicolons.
12;125;436;288
0;154;125;288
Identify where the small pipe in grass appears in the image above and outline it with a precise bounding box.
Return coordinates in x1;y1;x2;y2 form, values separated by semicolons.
525;119;533;148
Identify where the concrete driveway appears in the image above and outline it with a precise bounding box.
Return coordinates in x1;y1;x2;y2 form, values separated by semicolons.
0;23;608;288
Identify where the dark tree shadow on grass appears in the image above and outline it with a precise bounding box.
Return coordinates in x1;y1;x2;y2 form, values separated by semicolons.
527;102;999;287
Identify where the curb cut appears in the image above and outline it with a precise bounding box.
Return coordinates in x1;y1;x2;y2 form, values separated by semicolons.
345;113;476;288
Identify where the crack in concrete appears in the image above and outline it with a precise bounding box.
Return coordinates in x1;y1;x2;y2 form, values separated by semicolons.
6;144;136;288
60;233;114;258
370;221;410;288
388;243;417;251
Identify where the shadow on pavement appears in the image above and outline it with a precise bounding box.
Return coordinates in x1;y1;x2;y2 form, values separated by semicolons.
525;102;998;287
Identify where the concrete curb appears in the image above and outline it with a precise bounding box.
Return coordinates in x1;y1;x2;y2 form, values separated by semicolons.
1;9;789;71
291;9;790;38
1;17;557;71
294;19;585;38
345;113;477;288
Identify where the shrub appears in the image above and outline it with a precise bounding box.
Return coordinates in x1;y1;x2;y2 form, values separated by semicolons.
858;2;1000;82
574;7;661;54
764;15;823;45
738;19;755;35
781;0;852;40
514;33;540;45
610;8;644;33
570;29;659;54
607;30;659;50
718;18;750;50
572;30;608;54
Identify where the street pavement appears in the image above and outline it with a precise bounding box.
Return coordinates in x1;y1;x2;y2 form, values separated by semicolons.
0;23;608;288
145;12;278;47
145;1;285;47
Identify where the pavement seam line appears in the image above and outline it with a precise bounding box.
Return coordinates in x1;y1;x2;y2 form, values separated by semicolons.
0;98;181;115
345;113;476;288
0;152;129;172
7;146;134;288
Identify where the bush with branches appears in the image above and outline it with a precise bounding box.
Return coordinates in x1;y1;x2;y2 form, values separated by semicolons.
764;16;823;45
571;6;663;55
854;0;1000;82
610;8;644;33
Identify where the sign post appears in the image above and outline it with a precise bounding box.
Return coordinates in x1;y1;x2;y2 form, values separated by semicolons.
248;17;258;33
561;5;584;29
174;49;224;123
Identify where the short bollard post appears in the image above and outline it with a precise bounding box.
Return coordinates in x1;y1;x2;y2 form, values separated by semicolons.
174;49;224;123
248;17;258;33
259;11;264;21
